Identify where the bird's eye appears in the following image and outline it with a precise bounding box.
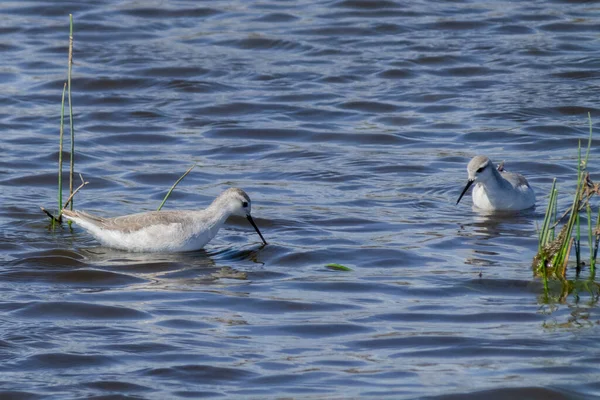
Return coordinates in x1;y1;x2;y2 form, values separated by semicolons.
242;201;248;208
476;167;485;173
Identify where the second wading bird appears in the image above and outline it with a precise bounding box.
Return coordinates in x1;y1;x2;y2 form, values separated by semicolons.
456;155;535;211
61;188;267;252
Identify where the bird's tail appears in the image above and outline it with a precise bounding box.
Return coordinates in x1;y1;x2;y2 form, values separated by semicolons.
61;209;106;225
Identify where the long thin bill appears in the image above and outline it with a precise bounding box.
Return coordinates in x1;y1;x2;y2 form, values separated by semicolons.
246;215;267;245
456;180;474;205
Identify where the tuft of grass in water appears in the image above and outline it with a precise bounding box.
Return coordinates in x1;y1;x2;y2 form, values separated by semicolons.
43;16;76;226
325;263;353;271
157;164;196;211
534;113;600;297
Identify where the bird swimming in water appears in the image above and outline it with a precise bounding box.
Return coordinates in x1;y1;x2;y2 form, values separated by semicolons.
456;155;535;211
61;188;267;252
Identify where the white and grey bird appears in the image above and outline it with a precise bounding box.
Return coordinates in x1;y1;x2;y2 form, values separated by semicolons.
61;187;267;252
456;155;535;211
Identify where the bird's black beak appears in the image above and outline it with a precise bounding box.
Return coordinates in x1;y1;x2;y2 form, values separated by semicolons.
246;215;267;245
456;180;474;205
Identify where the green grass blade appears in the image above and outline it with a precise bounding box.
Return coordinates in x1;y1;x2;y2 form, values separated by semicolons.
551;187;558;241
539;180;557;249
58;82;67;215
593;205;600;274
157;164;196;211
587;203;593;272
68;14;75;210
576;210;581;274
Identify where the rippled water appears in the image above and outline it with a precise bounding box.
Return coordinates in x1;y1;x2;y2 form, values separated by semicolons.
2;1;600;398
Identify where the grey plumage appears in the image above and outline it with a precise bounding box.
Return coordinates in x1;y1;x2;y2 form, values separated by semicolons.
61;209;199;233
60;187;267;252
457;155;535;211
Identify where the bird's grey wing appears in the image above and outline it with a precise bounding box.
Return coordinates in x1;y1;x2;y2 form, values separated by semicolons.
102;211;192;233
502;171;530;188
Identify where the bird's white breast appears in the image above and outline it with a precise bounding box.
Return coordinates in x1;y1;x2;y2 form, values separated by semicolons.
87;222;218;252
472;182;535;211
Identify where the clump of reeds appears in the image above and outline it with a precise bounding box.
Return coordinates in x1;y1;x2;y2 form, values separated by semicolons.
534;113;600;298
41;15;76;226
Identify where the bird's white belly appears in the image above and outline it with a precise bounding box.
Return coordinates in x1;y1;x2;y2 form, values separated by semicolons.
87;223;217;252
472;183;535;211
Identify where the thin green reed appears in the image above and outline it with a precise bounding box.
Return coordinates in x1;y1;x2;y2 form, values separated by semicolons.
590;113;597;274
576;207;581;274
587;203;593;272
57;82;67;223
593;206;600;275
68;14;75;210
551;187;558;241
157;164;196;211
575;112;594;273
576;140;582;274
538;179;556;251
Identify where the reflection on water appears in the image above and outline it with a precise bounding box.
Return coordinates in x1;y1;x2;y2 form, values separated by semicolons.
1;0;600;398
80;245;261;289
458;210;543;274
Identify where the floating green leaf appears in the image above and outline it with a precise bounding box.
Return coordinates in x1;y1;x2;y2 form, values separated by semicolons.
325;263;352;271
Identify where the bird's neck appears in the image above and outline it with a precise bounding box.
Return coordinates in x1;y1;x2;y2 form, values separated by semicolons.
201;197;236;230
479;169;510;193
